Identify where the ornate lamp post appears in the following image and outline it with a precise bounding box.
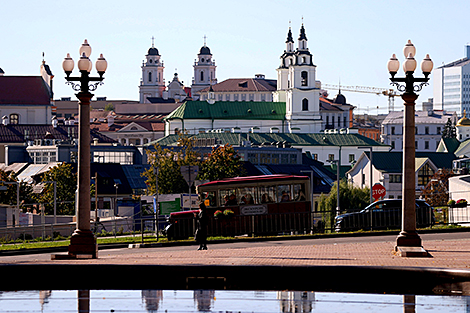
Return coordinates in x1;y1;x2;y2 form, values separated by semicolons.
387;40;433;257
62;40;107;258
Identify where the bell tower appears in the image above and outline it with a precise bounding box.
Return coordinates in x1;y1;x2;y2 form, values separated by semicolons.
139;37;165;103
191;36;217;100
284;21;322;133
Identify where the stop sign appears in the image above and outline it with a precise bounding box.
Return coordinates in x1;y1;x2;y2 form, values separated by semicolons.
372;183;386;201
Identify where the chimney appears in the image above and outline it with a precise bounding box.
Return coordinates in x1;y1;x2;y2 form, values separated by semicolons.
107;115;114;127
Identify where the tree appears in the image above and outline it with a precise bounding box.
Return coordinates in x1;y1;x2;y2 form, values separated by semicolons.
420;168;454;207
34;163;77;215
442;118;457;139
198;144;243;181
143;134;200;195
104;103;115;111
318;179;370;229
0;169;33;208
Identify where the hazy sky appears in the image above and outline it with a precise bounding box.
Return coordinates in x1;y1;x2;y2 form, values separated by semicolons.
2;0;469;114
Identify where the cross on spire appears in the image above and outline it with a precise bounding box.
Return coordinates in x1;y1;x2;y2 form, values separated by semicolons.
203;35;207;46
151;36;155;47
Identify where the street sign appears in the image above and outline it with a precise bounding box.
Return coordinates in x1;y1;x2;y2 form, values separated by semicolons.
180;165;199;186
372;183;386;201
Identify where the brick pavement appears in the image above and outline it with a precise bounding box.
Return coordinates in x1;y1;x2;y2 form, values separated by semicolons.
3;235;469;270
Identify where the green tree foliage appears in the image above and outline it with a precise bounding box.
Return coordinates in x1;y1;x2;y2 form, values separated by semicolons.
143;134;200;195
318;179;370;228
198;144;243;181
104;103;115;111
441;118;457;139
34;163;77;215
0;169;33;208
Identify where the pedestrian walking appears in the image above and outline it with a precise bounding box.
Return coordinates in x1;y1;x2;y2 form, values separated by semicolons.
194;203;208;250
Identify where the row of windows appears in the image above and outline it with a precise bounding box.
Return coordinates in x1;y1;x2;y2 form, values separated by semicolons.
325;115;348;128
247;153;297;165
391;140;435;150
444;75;461;80
389;126;441;135
29;151;57;164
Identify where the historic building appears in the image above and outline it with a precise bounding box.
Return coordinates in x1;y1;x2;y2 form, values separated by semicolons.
164;23;352;136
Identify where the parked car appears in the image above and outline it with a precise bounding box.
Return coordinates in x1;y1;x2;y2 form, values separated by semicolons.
334;199;434;232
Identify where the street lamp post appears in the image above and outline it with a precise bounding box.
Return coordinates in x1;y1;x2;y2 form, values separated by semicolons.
388;40;433;257
61;39;108;259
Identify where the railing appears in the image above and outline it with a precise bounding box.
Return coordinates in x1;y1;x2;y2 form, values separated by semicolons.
1;205;468;243
169;212;325;240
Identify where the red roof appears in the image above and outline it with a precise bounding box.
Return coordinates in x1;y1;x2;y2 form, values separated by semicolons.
0;76;52;105
199;78;277;93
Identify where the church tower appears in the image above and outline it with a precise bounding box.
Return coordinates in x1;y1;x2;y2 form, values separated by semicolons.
283;22;322;133
191;37;217;100
139;39;165;103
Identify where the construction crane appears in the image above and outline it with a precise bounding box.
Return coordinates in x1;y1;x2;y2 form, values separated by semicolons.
322;84;399;113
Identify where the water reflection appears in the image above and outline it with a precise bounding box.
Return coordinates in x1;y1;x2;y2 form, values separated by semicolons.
0;290;469;312
278;291;315;312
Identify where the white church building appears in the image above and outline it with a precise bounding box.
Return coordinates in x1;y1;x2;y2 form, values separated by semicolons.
164;23;351;136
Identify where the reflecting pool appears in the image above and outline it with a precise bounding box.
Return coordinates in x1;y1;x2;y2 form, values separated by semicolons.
0;290;468;312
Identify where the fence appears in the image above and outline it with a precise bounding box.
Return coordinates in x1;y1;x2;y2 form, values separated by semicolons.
1;205;470;243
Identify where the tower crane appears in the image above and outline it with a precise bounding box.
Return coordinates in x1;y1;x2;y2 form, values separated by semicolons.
322;84;399;113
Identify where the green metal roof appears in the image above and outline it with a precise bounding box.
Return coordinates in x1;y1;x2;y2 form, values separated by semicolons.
368;151;456;173
150;132;388;147
165;100;286;121
454;138;470;157
437;137;461;154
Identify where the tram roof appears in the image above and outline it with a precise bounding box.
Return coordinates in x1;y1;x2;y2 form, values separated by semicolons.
197;174;309;188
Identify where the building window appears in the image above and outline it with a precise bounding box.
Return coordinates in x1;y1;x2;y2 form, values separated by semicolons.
391;141;395;149
301;71;308;86
425;126;429;134
389;174;402;183
343;116;347;127
328;154;334;161
200;71;204;82
418;163;434;186
10;114;19;125
313;154;318;161
148;72;152;82
391;126;395;135
302;98;308;111
349;154;355;163
437;127;441;134
425;141;429;150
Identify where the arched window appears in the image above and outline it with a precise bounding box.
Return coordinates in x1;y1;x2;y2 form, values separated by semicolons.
120;138;126;145
10;114;19;125
148;72;152;82
301;71;308;86
302;98;309;111
200;71;204;82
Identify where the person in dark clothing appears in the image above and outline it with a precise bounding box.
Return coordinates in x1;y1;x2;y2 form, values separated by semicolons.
194;203;208;250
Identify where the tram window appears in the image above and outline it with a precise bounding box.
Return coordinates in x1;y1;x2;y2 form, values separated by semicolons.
278;185;291;202
220;189;237;206
202;191;216;207
237;187;256;205
259;186;275;203
293;184;306;201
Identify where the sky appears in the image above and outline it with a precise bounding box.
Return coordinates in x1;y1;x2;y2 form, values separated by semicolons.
2;0;470;115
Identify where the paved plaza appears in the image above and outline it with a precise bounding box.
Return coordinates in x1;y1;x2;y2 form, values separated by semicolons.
1;232;470;270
